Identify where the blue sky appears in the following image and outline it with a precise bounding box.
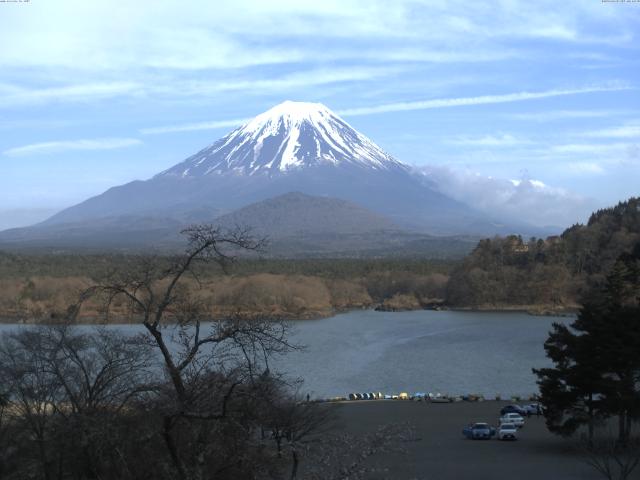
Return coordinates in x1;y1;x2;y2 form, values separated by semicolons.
0;0;638;229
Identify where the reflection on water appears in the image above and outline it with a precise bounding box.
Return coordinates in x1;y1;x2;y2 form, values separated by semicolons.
0;309;571;399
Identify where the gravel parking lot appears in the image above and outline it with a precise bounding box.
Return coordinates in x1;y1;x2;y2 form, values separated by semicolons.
331;400;601;480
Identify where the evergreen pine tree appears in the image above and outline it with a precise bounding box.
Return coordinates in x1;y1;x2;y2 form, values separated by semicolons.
534;243;640;444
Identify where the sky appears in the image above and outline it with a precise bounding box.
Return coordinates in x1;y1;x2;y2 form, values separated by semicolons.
0;0;639;230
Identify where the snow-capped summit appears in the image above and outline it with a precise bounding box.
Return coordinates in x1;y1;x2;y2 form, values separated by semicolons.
158;101;407;177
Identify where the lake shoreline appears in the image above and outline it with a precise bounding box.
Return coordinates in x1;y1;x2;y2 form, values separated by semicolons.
0;303;578;325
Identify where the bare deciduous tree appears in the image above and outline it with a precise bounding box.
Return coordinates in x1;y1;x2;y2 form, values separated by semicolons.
73;225;302;480
0;325;155;480
581;435;640;480
0;225;414;480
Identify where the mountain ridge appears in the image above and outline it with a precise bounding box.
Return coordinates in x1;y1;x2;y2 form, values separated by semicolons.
1;101;542;249
214;191;399;237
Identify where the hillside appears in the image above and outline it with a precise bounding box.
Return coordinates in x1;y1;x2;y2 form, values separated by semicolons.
214;192;398;237
210;192;478;257
446;197;640;310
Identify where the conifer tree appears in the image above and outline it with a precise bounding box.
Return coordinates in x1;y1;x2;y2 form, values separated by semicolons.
534;243;640;444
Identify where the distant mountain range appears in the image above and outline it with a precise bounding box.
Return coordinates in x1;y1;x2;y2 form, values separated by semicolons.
0;192;478;257
0;101;545;254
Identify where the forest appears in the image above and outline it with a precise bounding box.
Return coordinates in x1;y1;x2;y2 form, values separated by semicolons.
0;254;453;322
0;198;638;322
447;197;640;311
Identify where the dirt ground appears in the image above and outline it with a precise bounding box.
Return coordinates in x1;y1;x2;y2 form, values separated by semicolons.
330;400;603;480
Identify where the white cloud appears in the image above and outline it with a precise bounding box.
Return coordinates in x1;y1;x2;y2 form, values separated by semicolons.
141;118;249;135
177;66;402;96
0;66;400;108
1;1;636;73
143;86;631;136
511;179;547;188
363;48;517;64
417;165;595;228
449;134;528;147
551;142;632;154
583;123;640;139
336;86;629;116
565;162;605;174
509;110;627;122
3;138;142;157
535;142;638;173
0;82;143;107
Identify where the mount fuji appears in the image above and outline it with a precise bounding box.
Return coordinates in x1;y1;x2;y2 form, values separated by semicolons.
159;101;407;177
0;101;528;252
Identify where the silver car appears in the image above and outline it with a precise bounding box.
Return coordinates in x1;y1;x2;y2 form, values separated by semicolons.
499;412;525;427
498;423;518;440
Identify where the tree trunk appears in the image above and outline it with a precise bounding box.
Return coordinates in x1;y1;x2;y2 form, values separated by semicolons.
289;448;299;480
618;411;629;446
163;416;188;480
588;394;594;445
36;435;51;480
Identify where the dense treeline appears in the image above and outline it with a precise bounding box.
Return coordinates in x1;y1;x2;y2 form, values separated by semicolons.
447;198;640;310
0;253;454;279
0;255;453;322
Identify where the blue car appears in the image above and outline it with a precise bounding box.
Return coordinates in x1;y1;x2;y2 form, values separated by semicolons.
500;405;528;416
463;423;496;440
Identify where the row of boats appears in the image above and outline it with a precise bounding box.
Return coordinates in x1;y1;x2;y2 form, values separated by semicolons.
346;392;453;402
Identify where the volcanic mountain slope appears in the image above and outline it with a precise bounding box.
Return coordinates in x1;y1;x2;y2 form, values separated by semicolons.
211;192;480;257
0;192;478;257
214;192;398;237
0;101;527;250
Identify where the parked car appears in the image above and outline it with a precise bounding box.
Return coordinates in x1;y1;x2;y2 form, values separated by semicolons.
463;423;496;440
499;413;525;428
500;404;528;416
498;423;518;440
520;403;542;415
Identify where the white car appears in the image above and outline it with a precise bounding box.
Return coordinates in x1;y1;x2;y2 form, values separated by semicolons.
498;423;518;440
499;412;525;427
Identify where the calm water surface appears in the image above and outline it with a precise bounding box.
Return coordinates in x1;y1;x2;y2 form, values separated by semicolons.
272;310;570;398
0;310;570;399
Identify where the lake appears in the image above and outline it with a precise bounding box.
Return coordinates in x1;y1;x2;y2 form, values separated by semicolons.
0;309;570;399
271;309;569;398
